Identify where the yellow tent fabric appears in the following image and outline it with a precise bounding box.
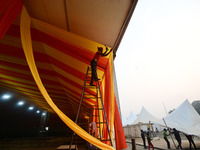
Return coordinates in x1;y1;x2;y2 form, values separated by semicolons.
20;6;115;150
109;53;114;142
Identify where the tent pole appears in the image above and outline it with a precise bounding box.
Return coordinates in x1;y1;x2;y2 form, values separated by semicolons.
148;121;151;138
162;118;177;149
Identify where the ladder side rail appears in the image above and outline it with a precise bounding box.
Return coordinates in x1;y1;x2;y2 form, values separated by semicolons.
96;87;102;140
69;67;90;150
97;81;113;146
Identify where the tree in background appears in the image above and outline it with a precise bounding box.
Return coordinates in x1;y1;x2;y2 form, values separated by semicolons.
192;101;200;115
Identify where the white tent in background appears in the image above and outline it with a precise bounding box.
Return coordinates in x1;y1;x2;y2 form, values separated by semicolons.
121;115;127;126
132;107;162;125
163;99;200;137
122;112;139;137
131;107;164;132
126;112;137;125
122;112;137;126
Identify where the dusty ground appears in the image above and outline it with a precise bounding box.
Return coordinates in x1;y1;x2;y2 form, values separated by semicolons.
1;133;200;150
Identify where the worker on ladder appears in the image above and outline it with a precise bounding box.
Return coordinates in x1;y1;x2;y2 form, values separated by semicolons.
90;46;112;86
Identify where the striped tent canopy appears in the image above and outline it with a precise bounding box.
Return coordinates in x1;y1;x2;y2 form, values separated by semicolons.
0;0;138;149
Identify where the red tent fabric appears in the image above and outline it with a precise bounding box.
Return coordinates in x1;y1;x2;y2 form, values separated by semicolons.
114;96;127;149
0;0;23;40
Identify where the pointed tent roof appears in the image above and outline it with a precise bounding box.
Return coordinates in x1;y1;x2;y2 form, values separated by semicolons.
132;106;161;125
163;100;200;136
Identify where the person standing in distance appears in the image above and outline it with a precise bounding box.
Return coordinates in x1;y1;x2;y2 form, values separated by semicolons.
141;130;147;149
147;131;154;150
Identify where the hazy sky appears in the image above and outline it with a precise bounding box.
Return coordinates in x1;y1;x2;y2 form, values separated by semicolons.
115;0;200;119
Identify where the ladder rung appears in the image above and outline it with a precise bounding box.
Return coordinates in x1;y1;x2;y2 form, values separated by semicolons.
96;122;107;124
93;108;103;110
85;84;96;86
83;97;97;99
84;94;97;96
86;80;92;81
85;85;97;88
83;98;97;100
85;97;101;100
85;84;95;86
